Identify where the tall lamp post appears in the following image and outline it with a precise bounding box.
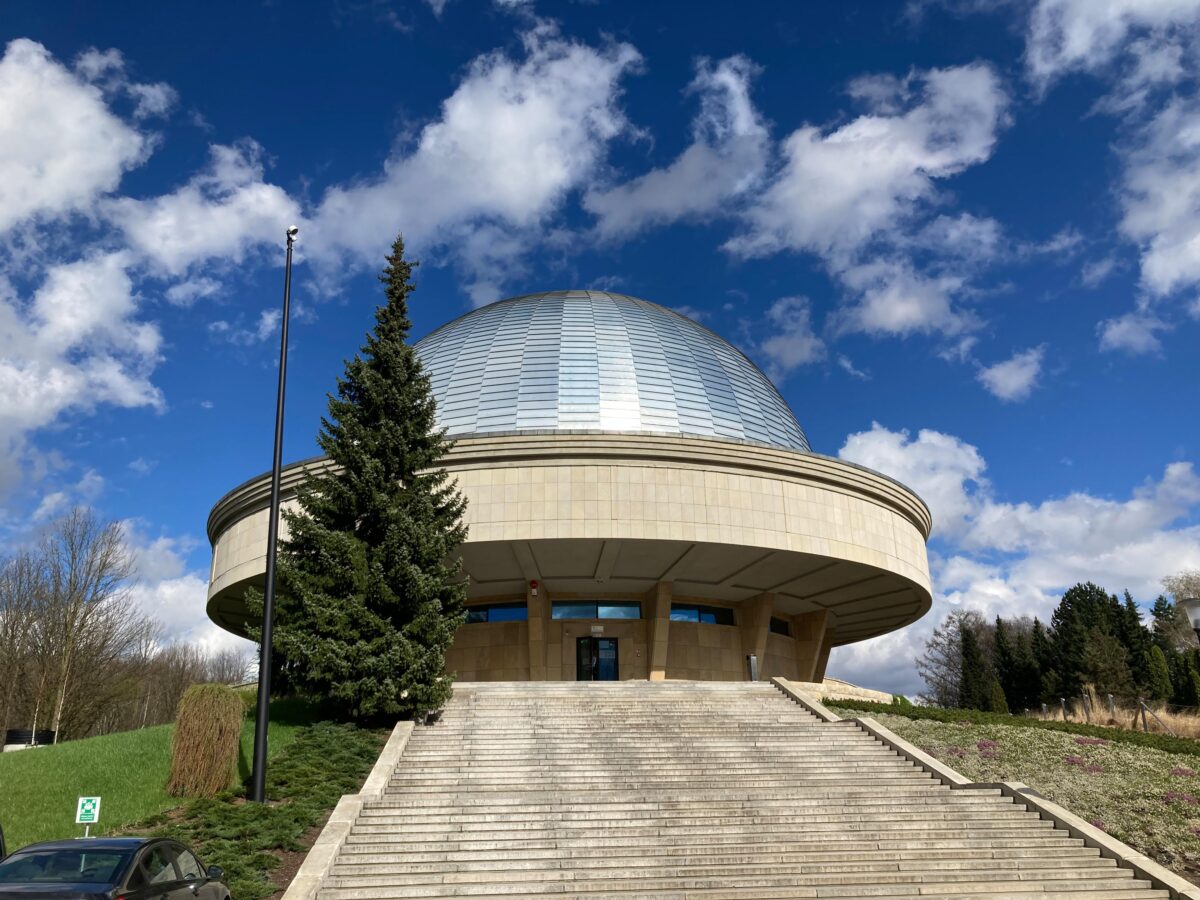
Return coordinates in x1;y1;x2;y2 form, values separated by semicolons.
1178;597;1200;646
251;224;298;804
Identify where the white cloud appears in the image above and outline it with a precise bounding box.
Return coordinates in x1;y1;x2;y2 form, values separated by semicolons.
1080;256;1117;287
584;56;768;240
0;252;162;502
1026;0;1200;87
104;141;301;277
976;344;1046;401
837;355;871;380
1118;97;1200;299
165;277;221;306
839;422;988;539
830;423;1200;695
728;63;1007;264
758;296;826;380
1097;309;1169;354
833;260;973;337
74;46;177;119
123;525;253;654
0;39;148;234
727;63;1007;339
311;24;641;302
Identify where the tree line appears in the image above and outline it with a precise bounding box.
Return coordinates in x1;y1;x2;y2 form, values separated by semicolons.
0;508;250;743
917;574;1200;712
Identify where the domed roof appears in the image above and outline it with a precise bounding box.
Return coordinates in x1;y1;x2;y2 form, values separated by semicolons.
414;290;810;452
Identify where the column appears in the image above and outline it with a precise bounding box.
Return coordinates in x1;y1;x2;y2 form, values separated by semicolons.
792;609;830;684
646;581;672;681
739;592;773;680
527;582;549;681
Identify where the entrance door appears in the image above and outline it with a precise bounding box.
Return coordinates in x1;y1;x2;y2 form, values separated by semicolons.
575;637;619;681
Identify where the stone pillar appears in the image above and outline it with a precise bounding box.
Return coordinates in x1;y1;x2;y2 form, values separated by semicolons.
792;609;830;683
527;582;549;681
739;592;773;680
646;582;672;681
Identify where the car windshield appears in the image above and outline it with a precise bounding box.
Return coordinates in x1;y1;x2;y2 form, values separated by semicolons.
0;849;130;883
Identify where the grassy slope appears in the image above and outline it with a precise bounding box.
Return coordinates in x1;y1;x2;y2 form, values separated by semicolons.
829;704;1200;883
0;698;315;850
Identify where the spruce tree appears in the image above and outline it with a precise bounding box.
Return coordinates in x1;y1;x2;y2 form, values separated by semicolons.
1118;591;1152;688
988;677;1010;715
993;617;1016;706
1146;645;1173;701
959;626;989;711
258;235;468;719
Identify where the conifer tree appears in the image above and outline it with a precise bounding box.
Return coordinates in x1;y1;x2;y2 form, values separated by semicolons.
993;617;1016;705
256;235;468;719
987;677;1009;714
1146;645;1173;702
959;627;989;711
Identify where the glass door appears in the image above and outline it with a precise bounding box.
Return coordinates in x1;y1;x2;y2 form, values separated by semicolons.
575;637;619;680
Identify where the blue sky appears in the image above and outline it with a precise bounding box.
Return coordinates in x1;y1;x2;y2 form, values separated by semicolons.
2;0;1198;694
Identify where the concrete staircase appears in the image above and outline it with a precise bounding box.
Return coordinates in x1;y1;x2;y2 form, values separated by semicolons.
319;681;1168;899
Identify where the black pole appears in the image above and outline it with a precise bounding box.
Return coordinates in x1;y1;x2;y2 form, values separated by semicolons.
251;225;297;803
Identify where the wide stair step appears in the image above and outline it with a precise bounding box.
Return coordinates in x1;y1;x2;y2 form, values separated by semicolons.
314;681;1167;898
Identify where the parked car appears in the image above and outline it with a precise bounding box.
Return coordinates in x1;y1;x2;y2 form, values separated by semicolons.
0;837;228;899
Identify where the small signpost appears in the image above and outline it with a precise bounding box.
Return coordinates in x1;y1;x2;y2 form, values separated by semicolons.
75;797;100;838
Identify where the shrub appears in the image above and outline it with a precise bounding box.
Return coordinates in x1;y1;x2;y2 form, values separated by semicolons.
167;684;245;797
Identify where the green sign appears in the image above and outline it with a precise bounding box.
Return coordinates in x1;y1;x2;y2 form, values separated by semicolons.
75;796;101;825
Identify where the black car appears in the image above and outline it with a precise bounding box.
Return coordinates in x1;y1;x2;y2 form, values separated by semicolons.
0;837;228;900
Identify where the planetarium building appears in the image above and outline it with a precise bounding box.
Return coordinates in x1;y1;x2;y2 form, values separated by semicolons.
206;290;932;683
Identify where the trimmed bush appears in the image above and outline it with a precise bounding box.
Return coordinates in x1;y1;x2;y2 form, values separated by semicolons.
167;684;244;797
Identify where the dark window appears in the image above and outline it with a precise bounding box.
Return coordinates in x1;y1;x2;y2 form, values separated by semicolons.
0;851;130;884
670;604;736;626
769;617;791;637
464;602;528;624
552;601;642;620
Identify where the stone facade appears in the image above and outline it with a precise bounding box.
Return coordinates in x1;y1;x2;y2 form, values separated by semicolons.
207;433;932;682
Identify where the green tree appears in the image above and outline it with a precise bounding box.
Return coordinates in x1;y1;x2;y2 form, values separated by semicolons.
1146;645;1173;702
959;626;989;711
1050;582;1123;697
1030;618;1057;704
257;235;468;719
1080;627;1132;696
988;677;1009;714
1117;591;1152;688
992;617;1015;703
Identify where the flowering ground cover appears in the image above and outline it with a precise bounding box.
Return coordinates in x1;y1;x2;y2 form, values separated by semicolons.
827;706;1200;885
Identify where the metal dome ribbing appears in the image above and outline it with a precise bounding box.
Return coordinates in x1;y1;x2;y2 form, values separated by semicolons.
414;290;810;452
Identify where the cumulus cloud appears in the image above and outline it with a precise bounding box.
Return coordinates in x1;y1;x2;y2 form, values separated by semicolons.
1117;97;1200;299
74;46;177;119
311;23;641;303
1097;309;1169;354
124;526;253;654
103;141;300;277
727;63;1008;340
0;252;162;454
584;56;769;240
728;63;1007;265
0;39;148;234
757;296;826;381
1026;0;1200;88
976;344;1046;401
829;423;1200;694
839;422;987;538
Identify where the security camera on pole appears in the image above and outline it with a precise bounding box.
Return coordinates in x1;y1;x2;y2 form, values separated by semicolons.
250;225;298;804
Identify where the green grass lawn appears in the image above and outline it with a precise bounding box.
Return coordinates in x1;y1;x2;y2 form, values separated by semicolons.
0;697;319;851
829;705;1200;885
